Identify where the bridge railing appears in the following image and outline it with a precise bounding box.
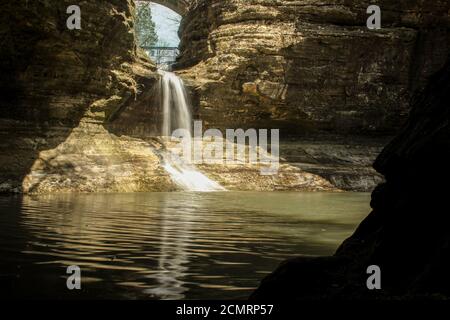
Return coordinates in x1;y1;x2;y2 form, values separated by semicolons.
142;46;180;68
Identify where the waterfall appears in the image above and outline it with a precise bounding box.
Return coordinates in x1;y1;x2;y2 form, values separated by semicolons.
160;71;192;137
158;71;226;192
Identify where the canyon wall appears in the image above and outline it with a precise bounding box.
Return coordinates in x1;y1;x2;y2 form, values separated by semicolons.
0;0;153;127
0;0;174;193
0;0;334;193
1;0;448;193
176;0;450;135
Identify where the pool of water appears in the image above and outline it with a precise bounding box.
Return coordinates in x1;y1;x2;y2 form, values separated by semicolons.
0;192;370;300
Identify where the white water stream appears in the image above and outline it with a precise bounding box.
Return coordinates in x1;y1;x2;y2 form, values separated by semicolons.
158;71;225;192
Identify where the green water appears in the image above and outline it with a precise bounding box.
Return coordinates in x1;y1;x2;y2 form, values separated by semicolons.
0;192;370;299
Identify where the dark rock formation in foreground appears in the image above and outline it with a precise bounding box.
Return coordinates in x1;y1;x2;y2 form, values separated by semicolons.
252;58;450;300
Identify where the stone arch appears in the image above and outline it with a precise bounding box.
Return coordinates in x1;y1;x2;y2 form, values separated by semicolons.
138;0;189;16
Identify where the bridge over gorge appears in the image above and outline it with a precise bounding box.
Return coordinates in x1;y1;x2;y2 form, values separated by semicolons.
142;46;180;68
139;0;191;15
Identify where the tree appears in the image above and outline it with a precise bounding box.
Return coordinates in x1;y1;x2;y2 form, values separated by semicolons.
135;2;158;48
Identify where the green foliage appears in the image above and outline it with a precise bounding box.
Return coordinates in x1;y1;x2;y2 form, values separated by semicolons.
135;2;158;48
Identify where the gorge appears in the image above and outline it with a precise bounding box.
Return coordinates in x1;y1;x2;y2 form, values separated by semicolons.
0;0;449;301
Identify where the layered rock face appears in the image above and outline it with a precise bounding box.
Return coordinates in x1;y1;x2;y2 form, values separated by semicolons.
0;0;167;193
0;0;334;193
252;59;450;299
176;0;449;134
1;1;448;193
0;0;153;126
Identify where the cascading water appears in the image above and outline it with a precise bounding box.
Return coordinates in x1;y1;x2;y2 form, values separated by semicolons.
158;70;225;192
160;71;192;137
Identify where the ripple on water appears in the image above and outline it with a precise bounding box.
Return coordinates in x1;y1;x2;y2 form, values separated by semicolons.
0;192;370;299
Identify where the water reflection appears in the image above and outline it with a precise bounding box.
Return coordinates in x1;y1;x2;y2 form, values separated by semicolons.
0;192;370;299
145;194;194;299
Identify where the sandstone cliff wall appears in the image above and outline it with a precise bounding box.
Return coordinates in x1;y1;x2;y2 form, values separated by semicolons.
176;0;450;135
0;0;335;193
1;1;448;193
0;0;168;192
0;0;154;125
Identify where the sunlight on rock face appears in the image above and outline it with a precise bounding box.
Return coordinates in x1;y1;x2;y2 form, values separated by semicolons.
163;159;226;192
21;121;176;194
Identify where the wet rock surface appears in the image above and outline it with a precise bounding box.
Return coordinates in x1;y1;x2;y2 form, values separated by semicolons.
279;136;387;191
